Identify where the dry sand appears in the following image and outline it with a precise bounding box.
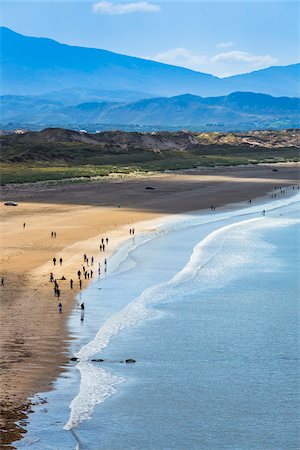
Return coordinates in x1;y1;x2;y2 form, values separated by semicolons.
0;163;299;446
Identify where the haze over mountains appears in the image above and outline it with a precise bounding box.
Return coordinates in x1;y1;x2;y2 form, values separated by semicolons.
2;92;299;131
1;27;299;131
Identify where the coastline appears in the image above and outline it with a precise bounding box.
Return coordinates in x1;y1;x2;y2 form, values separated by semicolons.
0;163;299;446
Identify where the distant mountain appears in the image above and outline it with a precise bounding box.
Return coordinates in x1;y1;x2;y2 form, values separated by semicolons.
1;92;299;131
0;27;217;98
1;27;299;100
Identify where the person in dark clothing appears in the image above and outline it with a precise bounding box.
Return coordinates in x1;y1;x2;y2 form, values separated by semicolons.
1;278;4;286
58;303;62;313
90;270;93;278
53;257;56;266
78;270;81;279
59;257;63;266
70;279;74;289
23;223;26;229
79;279;82;290
81;302;84;310
106;238;108;245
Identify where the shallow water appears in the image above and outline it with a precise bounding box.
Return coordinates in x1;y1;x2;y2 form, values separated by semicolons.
16;191;300;449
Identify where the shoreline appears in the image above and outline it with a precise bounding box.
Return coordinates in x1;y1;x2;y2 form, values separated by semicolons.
0;163;299;446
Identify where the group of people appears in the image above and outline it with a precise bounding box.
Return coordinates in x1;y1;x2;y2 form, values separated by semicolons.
99;237;109;252
49;235;112;315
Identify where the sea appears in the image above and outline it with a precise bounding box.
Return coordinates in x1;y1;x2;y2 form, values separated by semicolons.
15;188;300;450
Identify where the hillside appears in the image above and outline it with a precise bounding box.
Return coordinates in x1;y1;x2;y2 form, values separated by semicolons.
1;27;299;99
2;127;299;150
1;128;298;184
1;92;299;131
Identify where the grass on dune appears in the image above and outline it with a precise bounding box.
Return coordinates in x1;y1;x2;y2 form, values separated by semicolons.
1;148;299;185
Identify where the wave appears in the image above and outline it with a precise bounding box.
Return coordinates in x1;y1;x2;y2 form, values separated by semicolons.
65;195;300;431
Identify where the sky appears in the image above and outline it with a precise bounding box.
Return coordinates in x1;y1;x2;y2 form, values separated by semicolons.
1;1;299;77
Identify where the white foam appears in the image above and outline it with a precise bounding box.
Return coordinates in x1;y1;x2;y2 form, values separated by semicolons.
65;193;300;430
65;362;123;430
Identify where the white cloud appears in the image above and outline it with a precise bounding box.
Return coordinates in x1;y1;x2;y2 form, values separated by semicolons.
144;48;207;71
212;50;278;67
217;41;233;48
92;1;160;15
143;47;279;77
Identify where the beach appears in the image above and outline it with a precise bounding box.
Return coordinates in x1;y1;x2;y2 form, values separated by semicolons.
0;163;299;446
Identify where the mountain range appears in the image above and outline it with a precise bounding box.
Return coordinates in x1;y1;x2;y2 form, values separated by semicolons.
1;27;299;131
1;27;299;99
1;92;299;131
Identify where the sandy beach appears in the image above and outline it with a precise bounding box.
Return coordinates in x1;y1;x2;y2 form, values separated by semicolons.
0;163;299;446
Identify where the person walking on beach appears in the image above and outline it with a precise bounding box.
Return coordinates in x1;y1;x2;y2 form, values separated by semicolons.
100;244;102;252
59;257;63;266
79;279;82;290
81;302;85;311
106;238;108;245
91;256;94;266
132;228;135;235
77;270;81;279
49;272;54;282
54;231;57;238
70;279;73;289
0;277;4;287
53;257;56;266
90;270;93;278
129;228;132;235
23;223;26;229
58;303;62;313
101;238;104;245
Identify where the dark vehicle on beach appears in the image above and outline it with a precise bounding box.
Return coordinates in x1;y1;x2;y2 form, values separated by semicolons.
4;201;18;206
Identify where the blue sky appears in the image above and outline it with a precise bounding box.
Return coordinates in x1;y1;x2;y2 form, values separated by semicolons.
1;1;299;77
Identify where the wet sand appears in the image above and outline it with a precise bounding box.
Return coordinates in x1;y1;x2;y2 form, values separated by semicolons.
0;163;299;446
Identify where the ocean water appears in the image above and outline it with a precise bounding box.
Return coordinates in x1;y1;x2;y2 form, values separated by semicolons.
16;191;300;450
